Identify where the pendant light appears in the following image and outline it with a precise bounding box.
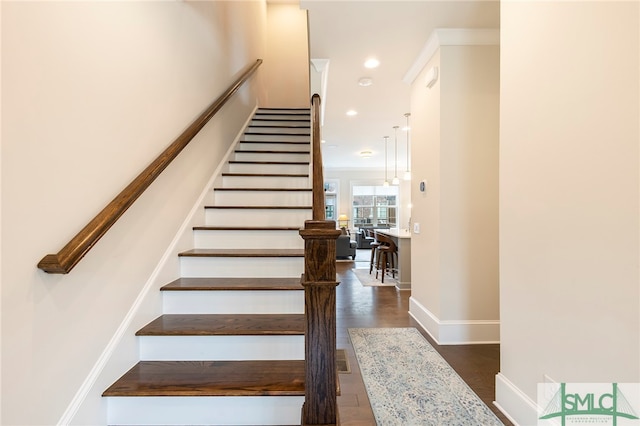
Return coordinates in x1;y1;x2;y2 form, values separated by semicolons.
383;136;390;187
404;113;411;181
392;126;400;185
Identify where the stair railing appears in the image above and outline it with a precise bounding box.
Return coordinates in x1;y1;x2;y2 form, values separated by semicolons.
299;93;340;425
37;59;263;274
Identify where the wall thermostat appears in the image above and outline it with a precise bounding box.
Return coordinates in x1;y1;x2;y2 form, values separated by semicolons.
419;180;427;192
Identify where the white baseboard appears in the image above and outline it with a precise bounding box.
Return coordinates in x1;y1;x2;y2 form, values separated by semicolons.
494;372;539;426
395;280;411;291
408;296;500;345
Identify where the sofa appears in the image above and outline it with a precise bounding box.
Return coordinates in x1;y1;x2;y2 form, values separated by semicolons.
336;234;357;259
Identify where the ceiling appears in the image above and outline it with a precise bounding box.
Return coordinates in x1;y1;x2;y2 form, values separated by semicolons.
300;0;500;170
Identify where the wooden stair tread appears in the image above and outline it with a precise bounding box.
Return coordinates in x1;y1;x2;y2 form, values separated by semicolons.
213;187;311;192
255;112;309;114
228;160;309;165
257;107;309;110
161;277;304;291
248;125;310;129
234;149;309;154
136;314;305;336
221;172;309;177
102;360;305;397
239;140;310;144
256;110;309;114
243;132;310;136
252;116;308;120
252;118;310;122
193;226;301;231
254;115;309;118
204;205;312;209
178;248;304;257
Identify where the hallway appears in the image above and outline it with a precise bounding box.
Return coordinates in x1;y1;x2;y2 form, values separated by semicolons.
335;258;512;425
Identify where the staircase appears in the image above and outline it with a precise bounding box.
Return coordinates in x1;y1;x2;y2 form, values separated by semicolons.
103;108;314;426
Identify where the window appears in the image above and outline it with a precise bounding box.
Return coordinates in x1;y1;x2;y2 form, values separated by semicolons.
352;185;398;228
325;194;336;220
324;180;338;220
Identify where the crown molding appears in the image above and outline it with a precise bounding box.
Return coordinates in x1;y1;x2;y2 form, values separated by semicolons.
311;58;330;73
403;28;500;85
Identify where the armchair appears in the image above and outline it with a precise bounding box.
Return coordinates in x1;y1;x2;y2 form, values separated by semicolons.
336;234;357;259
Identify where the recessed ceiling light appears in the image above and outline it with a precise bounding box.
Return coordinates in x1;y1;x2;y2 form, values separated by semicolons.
321;139;326;143
346;110;358;116
360;150;373;158
364;58;380;69
358;77;373;87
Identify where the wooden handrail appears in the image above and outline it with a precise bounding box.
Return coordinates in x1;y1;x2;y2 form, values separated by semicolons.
38;59;263;274
310;94;325;220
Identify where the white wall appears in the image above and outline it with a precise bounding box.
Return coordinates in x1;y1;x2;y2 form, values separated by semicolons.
408;33;500;344
1;2;266;424
409;49;443;321
440;45;500;322
497;2;639;424
264;3;310;107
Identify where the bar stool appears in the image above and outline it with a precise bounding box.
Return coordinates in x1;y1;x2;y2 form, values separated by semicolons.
367;229;381;274
375;233;397;283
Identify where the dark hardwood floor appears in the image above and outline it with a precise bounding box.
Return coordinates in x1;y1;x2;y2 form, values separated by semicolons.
336;253;512;425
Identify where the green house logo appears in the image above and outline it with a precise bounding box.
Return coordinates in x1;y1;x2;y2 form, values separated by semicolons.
539;383;639;426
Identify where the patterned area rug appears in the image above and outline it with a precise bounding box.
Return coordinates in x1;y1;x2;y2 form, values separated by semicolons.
348;328;504;426
353;267;397;287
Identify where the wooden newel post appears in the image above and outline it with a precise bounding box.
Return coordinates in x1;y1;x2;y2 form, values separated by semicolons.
299;220;341;426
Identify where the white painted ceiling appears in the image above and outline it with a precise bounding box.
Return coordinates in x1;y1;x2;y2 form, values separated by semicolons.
300;0;500;170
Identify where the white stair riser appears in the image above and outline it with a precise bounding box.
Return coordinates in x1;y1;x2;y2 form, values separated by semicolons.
234;152;309;162
213;190;311;206
139;335;304;361
238;141;310;152
194;230;303;249
242;133;309;143
247;126;310;135
227;162;309;174
107;396;305;426
163;290;304;314
205;208;311;227
250;119;309;127
220;175;310;188
180;256;304;278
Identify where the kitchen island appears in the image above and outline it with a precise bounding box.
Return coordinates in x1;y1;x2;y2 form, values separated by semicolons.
374;228;411;290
